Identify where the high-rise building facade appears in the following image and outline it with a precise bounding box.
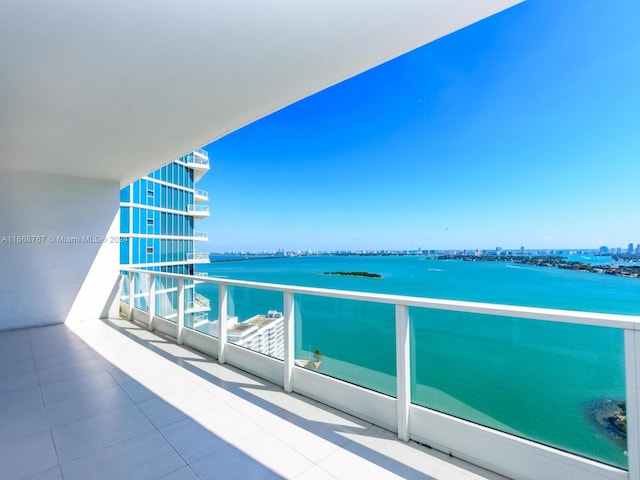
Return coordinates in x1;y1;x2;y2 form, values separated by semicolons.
120;149;211;322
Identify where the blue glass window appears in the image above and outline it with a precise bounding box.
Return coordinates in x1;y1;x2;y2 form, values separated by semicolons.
120;207;130;233
120;239;129;264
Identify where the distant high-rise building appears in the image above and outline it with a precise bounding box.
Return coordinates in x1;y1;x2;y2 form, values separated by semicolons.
599;246;609;254
201;311;285;359
628;243;634;254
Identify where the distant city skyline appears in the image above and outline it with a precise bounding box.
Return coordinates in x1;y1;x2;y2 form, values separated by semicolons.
211;244;640;257
195;0;640;252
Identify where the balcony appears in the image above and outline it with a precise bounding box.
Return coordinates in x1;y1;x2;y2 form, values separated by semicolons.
194;188;209;202
118;268;640;480
0;320;507;480
187;204;210;219
186;293;211;313
186;252;210;264
190;311;209;327
180;152;210;181
193;230;209;241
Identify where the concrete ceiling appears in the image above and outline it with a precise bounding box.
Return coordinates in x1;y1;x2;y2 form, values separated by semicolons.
0;0;521;186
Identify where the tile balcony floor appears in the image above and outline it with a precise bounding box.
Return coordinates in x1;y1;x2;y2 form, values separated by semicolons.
0;318;510;480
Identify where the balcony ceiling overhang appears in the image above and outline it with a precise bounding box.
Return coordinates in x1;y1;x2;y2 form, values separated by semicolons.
0;0;521;186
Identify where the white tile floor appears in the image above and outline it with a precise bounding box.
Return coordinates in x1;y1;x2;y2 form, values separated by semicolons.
0;319;510;480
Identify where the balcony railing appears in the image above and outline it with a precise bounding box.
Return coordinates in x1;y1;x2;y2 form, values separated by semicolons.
187;204;210;215
195;292;210;308
194;148;209;159
194;188;209;201
186;252;210;262
194;230;208;239
182;152;210;167
119;268;640;480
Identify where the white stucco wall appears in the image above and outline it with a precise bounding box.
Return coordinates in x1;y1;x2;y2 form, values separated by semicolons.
0;168;120;330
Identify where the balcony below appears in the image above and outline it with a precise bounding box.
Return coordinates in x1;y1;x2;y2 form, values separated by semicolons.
194;230;209;241
0;320;507;480
194;188;209;202
186;252;210;264
187;293;211;313
187;204;210;219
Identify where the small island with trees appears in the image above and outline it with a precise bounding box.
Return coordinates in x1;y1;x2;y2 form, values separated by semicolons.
589;399;627;443
323;271;382;278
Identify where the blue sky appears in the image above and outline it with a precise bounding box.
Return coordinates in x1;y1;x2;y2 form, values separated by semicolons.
198;0;640;252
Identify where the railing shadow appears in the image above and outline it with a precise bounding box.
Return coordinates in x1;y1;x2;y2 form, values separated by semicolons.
1;323;287;480
101;316;453;479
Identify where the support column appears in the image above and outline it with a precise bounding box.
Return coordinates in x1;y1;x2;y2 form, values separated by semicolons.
396;304;411;442
218;284;228;364
625;328;640;480
284;292;295;393
148;274;156;331
177;278;184;344
128;272;135;321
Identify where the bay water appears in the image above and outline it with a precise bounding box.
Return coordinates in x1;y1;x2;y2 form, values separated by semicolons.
196;255;640;468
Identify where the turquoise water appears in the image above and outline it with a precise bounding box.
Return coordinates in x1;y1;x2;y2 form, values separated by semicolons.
195;256;640;468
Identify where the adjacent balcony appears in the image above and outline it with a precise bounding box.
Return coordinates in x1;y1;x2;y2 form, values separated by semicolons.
194;188;209;202
180;151;210;181
186;252;210;264
186;293;211;316
190;311;209;327
193;230;209;242
119;268;640;480
187;204;210;219
194;148;208;159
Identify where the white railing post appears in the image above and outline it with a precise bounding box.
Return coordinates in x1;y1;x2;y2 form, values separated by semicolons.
396;304;411;442
218;284;228;363
625;328;640;480
177;278;184;344
148;273;156;331
284;292;295;393
128;272;135;320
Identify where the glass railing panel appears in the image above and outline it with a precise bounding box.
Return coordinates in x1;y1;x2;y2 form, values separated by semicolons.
409;307;626;468
154;275;178;323
185;282;219;337
120;271;129;302
225;286;283;359
295;294;396;396
133;272;150;312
